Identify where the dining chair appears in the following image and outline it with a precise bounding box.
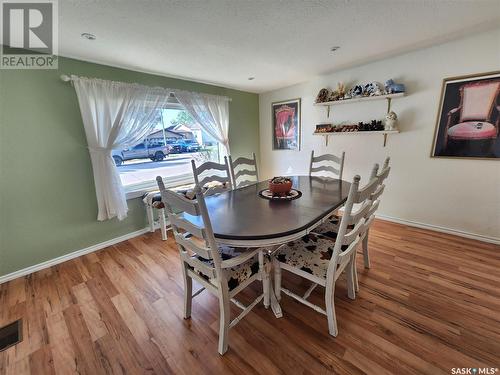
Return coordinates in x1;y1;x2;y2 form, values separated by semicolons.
191;157;232;195
156;177;268;355
228;153;259;188
312;157;391;271
309;150;345;179
272;173;379;336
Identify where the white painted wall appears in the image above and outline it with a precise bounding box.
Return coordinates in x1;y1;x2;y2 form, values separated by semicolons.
259;29;500;240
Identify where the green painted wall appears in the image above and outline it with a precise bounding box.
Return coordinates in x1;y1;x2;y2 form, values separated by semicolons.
0;56;259;277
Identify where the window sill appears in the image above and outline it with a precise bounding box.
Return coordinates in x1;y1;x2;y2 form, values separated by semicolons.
124;173;194;200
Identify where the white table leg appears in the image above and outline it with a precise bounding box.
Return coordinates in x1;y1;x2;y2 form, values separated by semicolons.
269;282;283;318
264;247;283;318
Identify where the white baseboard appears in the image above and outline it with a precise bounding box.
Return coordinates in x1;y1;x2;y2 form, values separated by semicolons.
0;227;151;285
376;214;500;245
1;214;497;285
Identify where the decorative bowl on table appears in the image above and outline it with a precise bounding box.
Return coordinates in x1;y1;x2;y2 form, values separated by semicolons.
268;176;292;196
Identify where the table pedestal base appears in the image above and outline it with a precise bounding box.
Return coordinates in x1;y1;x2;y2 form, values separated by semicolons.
270;283;283;318
263;247;284;318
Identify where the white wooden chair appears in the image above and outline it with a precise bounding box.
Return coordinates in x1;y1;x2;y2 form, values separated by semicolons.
309;151;345;179
156;177;268;355
272;173;379;336
143;191;168;240
312;157;391;270
191;157;232;195
228;153;259;188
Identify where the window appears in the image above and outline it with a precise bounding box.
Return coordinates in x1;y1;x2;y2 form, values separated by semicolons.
116;106;221;197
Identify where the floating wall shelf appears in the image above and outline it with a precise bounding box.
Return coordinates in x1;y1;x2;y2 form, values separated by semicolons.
313;90;405;146
314;92;405;117
313;92;405;107
313;130;400;147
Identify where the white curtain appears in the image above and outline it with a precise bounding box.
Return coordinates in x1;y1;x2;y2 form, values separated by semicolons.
72;75;170;221
173;90;230;158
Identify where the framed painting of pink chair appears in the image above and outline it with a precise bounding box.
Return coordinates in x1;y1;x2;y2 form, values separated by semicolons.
431;71;500;159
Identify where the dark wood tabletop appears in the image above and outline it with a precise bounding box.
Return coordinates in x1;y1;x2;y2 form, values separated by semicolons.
202;175;351;241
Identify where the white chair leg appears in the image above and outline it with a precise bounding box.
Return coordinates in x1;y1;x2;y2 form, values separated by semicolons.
273;257;281;301
182;265;192;319
325;283;338;337
217;287;230;355
260;251;270;308
146;203;155;233
158;208;167;240
362;230;370;268
346;258;356;300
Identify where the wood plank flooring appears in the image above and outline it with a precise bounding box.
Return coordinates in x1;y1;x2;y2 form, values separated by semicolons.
1;220;499;374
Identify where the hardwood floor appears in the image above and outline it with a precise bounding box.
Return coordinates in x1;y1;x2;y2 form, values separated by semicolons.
1;220;499;374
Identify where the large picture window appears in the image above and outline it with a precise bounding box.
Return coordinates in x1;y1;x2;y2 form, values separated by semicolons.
70;75;230;220
116;107;221;195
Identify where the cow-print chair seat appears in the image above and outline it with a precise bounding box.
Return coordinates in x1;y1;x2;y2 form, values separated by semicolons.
276;233;348;280
312;215;341;239
189;245;260;291
312;214;356;240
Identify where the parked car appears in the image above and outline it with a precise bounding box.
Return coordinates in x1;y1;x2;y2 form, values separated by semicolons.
170;139;201;153
112;142;171;166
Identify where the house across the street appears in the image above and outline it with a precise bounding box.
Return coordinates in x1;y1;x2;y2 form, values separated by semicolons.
146;128;184;144
167;123;202;143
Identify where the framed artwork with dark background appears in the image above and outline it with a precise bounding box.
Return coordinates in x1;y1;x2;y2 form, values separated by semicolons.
272;98;301;150
431;71;500;159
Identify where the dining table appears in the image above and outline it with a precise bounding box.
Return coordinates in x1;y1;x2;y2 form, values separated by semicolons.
201;175;351;318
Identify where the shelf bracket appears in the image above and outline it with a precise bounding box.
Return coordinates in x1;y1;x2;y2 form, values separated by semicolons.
327;105;331;118
383;133;388;147
386;98;392;113
325;135;329;146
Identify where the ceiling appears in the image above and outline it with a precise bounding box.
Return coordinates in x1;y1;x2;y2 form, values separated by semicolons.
59;0;500;93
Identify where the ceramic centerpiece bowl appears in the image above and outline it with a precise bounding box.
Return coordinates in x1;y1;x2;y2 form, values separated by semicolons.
268;176;292;196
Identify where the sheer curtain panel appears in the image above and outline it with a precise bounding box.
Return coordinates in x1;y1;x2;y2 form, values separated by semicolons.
72;75;170;220
173;90;231;158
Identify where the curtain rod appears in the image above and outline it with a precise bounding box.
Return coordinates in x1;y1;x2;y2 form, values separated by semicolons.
60;74;232;101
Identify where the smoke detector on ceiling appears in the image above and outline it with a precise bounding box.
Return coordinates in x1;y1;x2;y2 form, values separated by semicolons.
81;33;96;40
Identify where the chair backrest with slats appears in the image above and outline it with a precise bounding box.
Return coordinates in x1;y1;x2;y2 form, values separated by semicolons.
309;151;345;179
366;157;391;219
377;157;391;185
191;157;232;196
326;174;376;281
228;153;259;188
347;157;391;247
156;177;223;279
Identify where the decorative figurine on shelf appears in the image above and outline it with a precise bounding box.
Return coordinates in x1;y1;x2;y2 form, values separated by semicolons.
357;119;385;131
337;82;346;99
385;111;398;131
315;88;330;103
328;89;340;102
315;123;334;133
363;81;384;96
348;84;363;98
385;79;405;94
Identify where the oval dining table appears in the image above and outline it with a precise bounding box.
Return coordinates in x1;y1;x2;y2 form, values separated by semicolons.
200;175;352;318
